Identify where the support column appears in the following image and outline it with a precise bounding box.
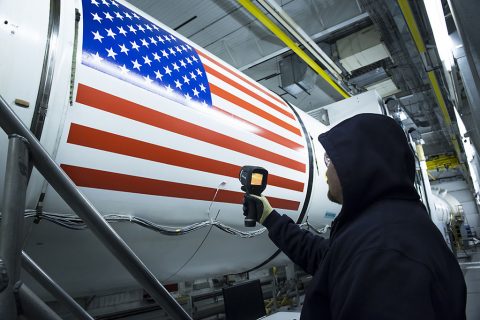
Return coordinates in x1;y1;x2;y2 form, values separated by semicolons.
0;135;29;319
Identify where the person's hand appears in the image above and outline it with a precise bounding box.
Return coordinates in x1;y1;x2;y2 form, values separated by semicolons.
242;192;273;225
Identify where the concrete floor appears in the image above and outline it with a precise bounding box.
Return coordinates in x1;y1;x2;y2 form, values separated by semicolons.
461;250;480;319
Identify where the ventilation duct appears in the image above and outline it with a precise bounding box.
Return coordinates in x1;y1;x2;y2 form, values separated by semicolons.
336;25;392;73
279;54;316;96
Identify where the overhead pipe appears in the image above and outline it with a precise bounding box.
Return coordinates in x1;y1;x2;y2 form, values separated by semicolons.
238;0;351;99
257;0;343;79
397;0;462;160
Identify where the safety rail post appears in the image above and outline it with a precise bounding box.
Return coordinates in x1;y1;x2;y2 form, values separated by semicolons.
0;134;29;319
0;95;191;319
21;251;94;320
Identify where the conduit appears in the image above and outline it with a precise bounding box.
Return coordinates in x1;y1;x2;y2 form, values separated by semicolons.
238;0;350;99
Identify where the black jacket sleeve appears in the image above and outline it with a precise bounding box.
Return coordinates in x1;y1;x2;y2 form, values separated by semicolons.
330;248;435;320
263;210;329;275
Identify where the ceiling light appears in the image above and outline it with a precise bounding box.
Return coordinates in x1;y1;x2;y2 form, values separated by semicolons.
423;0;454;71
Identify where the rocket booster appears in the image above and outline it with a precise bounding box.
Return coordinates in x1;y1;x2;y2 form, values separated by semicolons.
0;0;346;297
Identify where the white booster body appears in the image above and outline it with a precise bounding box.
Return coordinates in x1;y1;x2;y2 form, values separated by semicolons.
0;0;388;297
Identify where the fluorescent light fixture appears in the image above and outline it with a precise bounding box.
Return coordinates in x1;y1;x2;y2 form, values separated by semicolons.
423;0;454;71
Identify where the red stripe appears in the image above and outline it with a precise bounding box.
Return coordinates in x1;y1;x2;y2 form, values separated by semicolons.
212;106;303;151
76;84;306;172
61;164;301;210
67;123;305;192
210;83;301;136
204;64;295;120
197;50;288;107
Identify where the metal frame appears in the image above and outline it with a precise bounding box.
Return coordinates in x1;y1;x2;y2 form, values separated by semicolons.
0;94;192;319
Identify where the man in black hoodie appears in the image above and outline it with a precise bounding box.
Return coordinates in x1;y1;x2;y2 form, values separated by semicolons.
244;113;466;319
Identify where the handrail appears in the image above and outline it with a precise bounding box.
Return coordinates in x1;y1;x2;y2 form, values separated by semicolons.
0;95;192;320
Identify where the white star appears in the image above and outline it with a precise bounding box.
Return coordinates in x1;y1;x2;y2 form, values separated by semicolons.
92;12;103;23
120;65;130;74
169;47;176;56
137;24;145;32
117;26;127;36
144;75;153;85
196;68;203;76
143;55;152;66
161;50;169;58
165;85;173;94
175;46;182;54
106;47;117;59
163;66;172;76
91;0;100;7
179;60;187;68
192;87;199;97
174;79;182;89
199;83;206;92
145;24;152;31
186;44;192;50
170;35;177;41
172;62;180;72
186;57;192;65
132;13;140;19
92;30;104;42
91;52;103;63
119;43;129;55
124;12;132;20
190;71;197;81
182;74;190;85
181;45;187;52
149;37;157;45
131;59;141;70
101;0;110;6
128;25;137;34
164;35;171;42
156;35;165;44
201;101;208;107
152;52;161;61
154;70;163;80
104;12;114;21
130;41;140;51
191;55;198;62
105;28;116;39
153;25;159;31
140;38;149;48
111;1;119;7
114;12;123;20
185;93;192;101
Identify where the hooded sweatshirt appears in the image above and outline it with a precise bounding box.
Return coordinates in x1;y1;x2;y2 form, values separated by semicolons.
263;113;466;320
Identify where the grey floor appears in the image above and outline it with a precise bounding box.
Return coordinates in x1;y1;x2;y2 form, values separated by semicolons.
461;251;480;319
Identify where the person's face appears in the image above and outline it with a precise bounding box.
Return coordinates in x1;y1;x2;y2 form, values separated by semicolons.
324;153;343;204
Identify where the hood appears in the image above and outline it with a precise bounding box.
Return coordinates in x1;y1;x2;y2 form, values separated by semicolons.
318;113;420;225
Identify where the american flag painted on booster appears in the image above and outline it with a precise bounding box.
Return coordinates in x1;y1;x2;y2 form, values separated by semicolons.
60;0;308;212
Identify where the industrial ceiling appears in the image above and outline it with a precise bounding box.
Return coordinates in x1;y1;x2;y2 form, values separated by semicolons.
124;0;476;174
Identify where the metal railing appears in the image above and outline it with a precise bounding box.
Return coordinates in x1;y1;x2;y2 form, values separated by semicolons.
0;95;192;319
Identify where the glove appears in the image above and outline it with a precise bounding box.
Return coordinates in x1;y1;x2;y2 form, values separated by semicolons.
242;193;273;225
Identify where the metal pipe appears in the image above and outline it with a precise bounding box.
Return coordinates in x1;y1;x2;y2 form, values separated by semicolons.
16;283;63;320
0;135;29;319
21;251;94;320
0;95;191;320
237;0;350;99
